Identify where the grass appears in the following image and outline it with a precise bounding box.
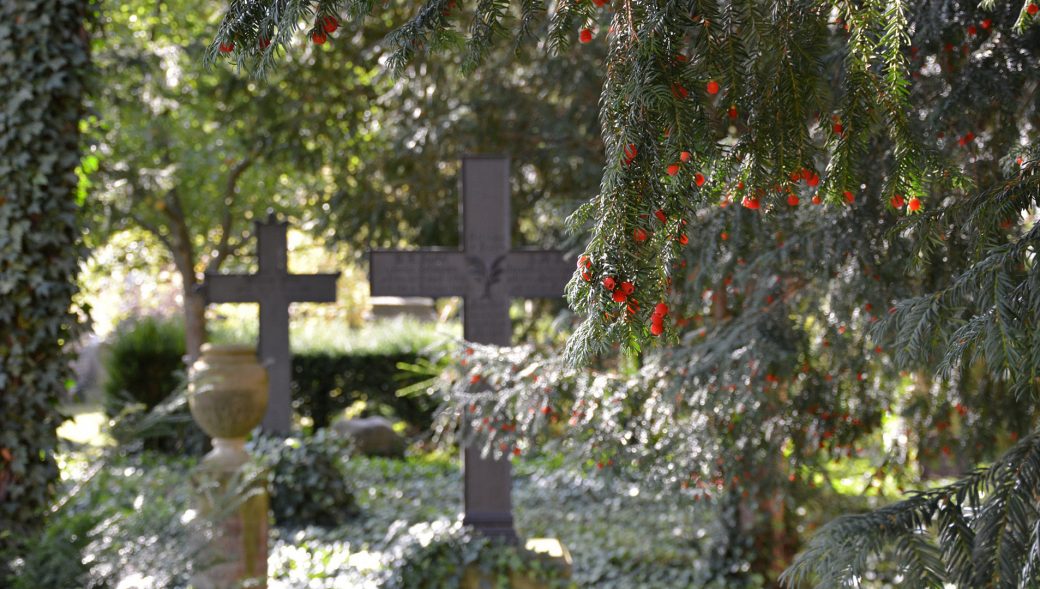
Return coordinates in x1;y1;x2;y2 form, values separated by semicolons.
210;315;460;355
57;404;112;447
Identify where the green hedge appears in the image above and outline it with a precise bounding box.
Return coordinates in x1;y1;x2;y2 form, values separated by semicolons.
292;352;436;431
100;320;436;442
104;316;186;415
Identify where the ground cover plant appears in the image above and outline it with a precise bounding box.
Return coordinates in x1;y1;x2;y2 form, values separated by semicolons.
22;440;735;589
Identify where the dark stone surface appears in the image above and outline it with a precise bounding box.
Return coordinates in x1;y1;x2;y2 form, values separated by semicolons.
368;156;572;540
331;415;406;458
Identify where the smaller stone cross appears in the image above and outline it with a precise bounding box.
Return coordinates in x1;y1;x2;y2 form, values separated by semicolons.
200;213;339;434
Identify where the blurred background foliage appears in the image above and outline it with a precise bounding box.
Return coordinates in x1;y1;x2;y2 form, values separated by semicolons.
26;0;1038;586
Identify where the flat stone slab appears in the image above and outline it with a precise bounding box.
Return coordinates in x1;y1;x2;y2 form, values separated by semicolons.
331;415;406;458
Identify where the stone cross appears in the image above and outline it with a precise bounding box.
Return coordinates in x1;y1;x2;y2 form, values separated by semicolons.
200;213;339;434
369;156;573;540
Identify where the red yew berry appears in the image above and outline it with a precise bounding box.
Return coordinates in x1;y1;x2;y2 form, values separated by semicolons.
312;30;327;45
579;28;593;43
908;197;922;212
678;234;689;245
654;302;669;316
787;193;800;207
667;164;680;176
981;18;992;29
655;209;667;223
577;254;591;268
967;24;977;35
843;190;855;204
890;194;905;209
706;79;720;95
620;281;635;295
602;276;616;291
612;290;628;303
513;447;521;456
811;194;822;205
694;173;706;187
728;105;738;119
593;0;608;5
650;318;665;336
807;173;820;187
322;15;339;32
1029;3;1039;16
633;227;648;242
671;84;689;99
581;270;591;281
680;151;691;163
470;374;481;384
720;231;728;241
219;41;235;53
259;37;272;50
742;196;761;210
833;122;844;135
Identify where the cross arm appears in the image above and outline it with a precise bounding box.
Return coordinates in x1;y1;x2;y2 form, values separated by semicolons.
283;273;339;303
200;273;261;304
369;249;469;298
501;250;575;298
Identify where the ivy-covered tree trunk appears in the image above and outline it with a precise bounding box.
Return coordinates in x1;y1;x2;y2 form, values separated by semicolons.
0;0;90;574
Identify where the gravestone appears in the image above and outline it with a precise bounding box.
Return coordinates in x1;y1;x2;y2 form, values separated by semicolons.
331;415;406;458
367;296;436;321
369;156;573;540
200;213;339;435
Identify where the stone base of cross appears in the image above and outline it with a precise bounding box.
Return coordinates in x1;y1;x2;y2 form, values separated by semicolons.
369;156;573;539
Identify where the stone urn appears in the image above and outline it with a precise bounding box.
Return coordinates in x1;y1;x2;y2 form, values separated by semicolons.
188;344;269;589
189;344;269;438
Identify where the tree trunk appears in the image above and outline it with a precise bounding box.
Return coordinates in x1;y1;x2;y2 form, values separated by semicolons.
183;281;207;361
169;235;205;361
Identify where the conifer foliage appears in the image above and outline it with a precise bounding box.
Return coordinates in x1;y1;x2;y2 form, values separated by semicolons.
213;0;1040;584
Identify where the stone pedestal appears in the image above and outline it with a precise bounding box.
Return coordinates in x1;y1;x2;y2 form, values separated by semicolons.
188;344;270;589
461;538;573;589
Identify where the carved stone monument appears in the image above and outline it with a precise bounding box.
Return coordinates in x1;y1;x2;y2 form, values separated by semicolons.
200;213;339;435
369;156;573;540
188;344;270;589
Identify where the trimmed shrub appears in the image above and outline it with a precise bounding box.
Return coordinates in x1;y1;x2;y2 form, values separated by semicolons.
381;522;575;589
251;430;360;527
103;316;207;454
292;352;437;430
103;315;186;414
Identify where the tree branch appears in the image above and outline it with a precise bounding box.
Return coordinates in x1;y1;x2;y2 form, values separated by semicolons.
208;152;258;272
127;210;175;253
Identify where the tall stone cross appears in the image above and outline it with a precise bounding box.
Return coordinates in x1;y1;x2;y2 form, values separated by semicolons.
369;156;573;540
200;213;339;435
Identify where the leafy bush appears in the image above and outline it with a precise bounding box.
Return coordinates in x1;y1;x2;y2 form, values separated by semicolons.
292;351;437;430
103;315;186;414
10;449;205;589
102;316;210;454
251;430;360;528
381;522;575;589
